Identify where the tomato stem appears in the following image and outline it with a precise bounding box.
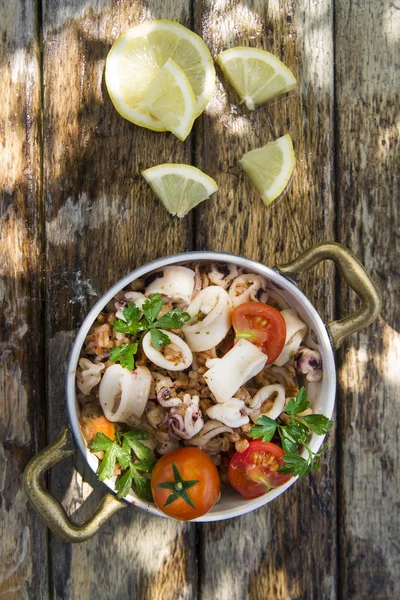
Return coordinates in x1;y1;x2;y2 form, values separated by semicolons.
156;463;199;509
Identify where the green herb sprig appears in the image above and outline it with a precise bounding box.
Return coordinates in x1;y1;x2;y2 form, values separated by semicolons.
89;429;156;501
109;343;138;371
109;294;190;370
248;387;333;478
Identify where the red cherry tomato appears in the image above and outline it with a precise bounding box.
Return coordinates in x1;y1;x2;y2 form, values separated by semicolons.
228;441;292;499
232;302;286;365
151;448;220;520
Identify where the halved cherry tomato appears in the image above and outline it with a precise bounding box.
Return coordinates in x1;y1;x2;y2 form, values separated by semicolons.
232;302;286;364
228;441;292;499
151;448;220;520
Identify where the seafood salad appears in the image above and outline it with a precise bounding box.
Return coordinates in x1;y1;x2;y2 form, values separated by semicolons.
77;262;331;520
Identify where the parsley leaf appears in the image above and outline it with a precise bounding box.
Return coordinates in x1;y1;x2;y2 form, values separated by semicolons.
156;308;191;329
150;328;171;350
90;432;114;454
112;302;145;336
109;344;131;362
109;342;138;371
278;427;299;455
134;456;157;473
302;414;333;435
122;429;148;441
114;463;154;501
114;468;134;499
120;344;138;371
286;418;309;445
123;303;142;325
131;469;153;503
278;453;310;478
112;319;139;336
112;319;135;335
248;415;277;442
285;387;310;415
142;294;164;324
122;430;152;461
89;433;131;481
91;430;156;502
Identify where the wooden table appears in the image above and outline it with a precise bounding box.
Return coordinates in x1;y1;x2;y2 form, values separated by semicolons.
1;0;399;598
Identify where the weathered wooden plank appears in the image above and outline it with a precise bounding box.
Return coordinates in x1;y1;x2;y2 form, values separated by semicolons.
335;1;400;598
194;1;336;598
0;1;49;599
42;1;196;598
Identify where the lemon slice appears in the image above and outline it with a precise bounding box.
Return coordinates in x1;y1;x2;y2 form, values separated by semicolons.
216;47;296;110
142;164;218;218
240;134;295;205
144;59;197;141
105;20;215;131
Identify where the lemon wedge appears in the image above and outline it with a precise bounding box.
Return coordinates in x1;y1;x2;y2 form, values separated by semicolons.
144;59;197;141
142;164;218;218
216;47;296;110
240;134;295;206
105;20;215;131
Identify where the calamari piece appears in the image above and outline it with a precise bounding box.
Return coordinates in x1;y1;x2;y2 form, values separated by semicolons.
167;394;204;440
115;292;146;320
208;263;238;289
142;330;193;371
192;264;203;299
192;264;211;300
154;376;180;407
206;398;249;428
269;365;296;385
265;289;290;310
157;394;182;408
99;364;152;423
183;286;232;352
144;266;195;303
204;339;267;403
76;358;105;395
125;291;147;310
189;419;233;446
250;384;286;422
295;346;323;382
273;309;307;367
228;274;268;306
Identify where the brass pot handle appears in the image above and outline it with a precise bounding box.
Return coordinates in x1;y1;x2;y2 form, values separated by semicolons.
23;427;127;543
276;242;381;349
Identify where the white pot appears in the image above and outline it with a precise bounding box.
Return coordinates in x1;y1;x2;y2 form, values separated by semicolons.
24;243;380;541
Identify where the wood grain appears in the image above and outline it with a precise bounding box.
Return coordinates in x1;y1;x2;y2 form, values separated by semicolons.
42;1;196;598
194;1;336;598
2;0;398;597
0;1;49;599
335;1;400;598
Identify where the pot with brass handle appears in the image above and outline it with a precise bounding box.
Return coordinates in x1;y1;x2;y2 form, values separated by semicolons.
24;242;380;542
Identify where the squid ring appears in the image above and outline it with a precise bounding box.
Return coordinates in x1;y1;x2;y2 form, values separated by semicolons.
142;330;193;371
183;286;232;352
